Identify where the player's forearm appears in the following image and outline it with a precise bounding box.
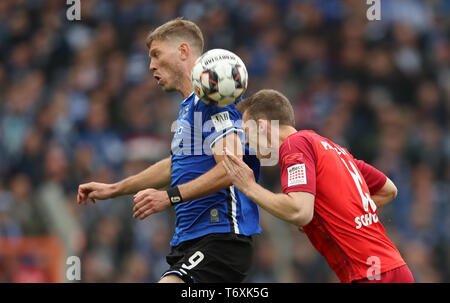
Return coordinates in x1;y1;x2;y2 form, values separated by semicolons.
178;162;232;201
244;183;307;226
371;177;398;208
371;191;397;208
371;195;391;208
114;157;172;196
178;133;244;202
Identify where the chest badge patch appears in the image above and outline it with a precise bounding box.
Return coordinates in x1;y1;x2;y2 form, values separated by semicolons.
211;111;232;132
210;208;220;223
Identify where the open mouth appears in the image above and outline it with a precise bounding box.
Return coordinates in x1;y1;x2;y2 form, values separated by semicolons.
154;75;162;84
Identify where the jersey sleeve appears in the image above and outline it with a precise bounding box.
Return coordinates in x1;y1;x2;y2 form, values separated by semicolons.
353;159;387;194
202;103;245;154
280;135;317;195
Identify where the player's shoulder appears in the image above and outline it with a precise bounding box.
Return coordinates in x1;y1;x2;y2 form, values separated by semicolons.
281;130;316;150
279;130;319;164
298;129;321;140
195;96;242;119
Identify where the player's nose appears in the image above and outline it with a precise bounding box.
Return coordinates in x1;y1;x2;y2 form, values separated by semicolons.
149;60;157;71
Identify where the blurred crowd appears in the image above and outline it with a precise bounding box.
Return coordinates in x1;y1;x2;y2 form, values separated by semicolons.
0;0;449;282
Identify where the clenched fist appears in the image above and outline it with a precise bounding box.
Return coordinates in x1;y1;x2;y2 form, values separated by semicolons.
77;182;117;204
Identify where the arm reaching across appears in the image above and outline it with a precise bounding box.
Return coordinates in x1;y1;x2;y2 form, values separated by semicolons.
222;148;314;227
132;133;244;219
178;132;244;200
77;156;172;204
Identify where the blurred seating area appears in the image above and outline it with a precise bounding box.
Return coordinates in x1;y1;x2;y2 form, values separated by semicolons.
0;0;448;282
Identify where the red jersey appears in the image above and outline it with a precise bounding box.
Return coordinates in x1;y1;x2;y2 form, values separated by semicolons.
279;130;406;282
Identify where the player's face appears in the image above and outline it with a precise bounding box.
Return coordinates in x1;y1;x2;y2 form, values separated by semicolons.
149;39;183;92
242;112;272;159
242;112;257;149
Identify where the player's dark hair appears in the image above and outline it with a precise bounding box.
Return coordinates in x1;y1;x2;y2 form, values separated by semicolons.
146;17;204;55
236;89;295;127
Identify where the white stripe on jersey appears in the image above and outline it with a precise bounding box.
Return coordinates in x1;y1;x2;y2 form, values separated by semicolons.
209;127;244;150
230;185;240;234
161;270;184;279
194;94;200;106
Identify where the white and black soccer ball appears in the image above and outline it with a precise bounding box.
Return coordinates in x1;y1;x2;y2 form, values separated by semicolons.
191;49;248;107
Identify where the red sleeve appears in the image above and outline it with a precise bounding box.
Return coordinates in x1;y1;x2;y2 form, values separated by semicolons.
280;135;316;195
353;159;387;194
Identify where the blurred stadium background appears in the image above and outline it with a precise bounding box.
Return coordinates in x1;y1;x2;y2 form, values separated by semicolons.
0;0;449;282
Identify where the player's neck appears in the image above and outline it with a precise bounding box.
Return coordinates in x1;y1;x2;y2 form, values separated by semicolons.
278;126;298;145
180;86;194;99
178;74;194;99
180;59;198;99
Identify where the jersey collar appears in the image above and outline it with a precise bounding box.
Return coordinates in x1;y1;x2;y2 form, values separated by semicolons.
181;91;195;104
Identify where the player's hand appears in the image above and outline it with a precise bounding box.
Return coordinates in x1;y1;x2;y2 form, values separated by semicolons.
222;148;256;194
77;182;116;205
133;188;170;220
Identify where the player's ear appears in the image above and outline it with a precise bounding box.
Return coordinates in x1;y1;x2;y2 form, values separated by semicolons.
178;42;190;61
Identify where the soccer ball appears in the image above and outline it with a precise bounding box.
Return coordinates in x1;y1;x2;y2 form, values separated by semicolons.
191;49;248;107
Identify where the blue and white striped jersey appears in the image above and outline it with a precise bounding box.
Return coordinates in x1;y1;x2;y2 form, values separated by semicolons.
169;92;262;247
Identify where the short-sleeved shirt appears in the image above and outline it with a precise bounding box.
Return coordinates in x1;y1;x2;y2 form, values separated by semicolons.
279;130;405;282
170;92;262;247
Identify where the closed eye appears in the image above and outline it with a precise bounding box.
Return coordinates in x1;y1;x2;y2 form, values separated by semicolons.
150;49;159;59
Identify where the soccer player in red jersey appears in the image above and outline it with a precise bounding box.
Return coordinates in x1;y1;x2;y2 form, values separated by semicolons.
222;89;414;283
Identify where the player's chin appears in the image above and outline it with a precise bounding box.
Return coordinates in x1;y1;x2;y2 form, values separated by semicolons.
160;82;176;92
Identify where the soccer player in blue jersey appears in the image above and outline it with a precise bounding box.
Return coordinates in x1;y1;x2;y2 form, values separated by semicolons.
77;18;261;283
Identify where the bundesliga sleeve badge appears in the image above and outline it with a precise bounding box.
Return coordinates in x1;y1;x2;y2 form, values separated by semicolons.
287;163;307;187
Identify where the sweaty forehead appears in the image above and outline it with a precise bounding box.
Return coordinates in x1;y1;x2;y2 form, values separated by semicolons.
149;40;161;54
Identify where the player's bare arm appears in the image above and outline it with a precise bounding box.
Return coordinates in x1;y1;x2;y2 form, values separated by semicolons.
223;149;314;227
77;156;171;204
132;133;243;219
179;132;244;199
371;177;398;208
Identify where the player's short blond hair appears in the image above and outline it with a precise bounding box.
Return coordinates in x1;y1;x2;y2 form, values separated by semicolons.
145;17;204;55
236;89;296;127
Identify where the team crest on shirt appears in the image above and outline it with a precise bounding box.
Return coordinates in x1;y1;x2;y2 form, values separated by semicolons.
287;163;307;186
